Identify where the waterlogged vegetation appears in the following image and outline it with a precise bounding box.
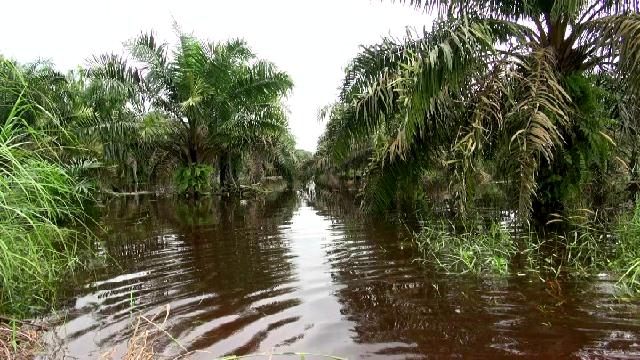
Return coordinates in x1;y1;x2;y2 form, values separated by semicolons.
1;0;640;358
615;200;640;292
0;28;302;321
413;208;640;292
313;0;640;294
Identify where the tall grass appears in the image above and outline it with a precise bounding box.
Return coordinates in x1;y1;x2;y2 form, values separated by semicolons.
413;206;640;295
0;62;94;316
414;220;517;275
614;199;640;295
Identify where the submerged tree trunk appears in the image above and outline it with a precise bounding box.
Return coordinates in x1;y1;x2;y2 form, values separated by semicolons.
186;141;199;198
219;151;234;190
132;158;138;194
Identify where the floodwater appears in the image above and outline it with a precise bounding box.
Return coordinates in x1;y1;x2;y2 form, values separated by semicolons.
48;190;640;359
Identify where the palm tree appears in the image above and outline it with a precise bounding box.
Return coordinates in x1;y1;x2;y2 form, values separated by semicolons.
323;0;640;222
127;32;293;190
76;53;169;193
0;57;106;190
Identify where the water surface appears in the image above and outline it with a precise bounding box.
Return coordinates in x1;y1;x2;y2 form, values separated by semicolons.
49;191;640;359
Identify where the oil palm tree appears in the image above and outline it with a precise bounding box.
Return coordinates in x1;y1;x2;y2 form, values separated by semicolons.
127;31;293;189
323;0;640;222
76;53;169;193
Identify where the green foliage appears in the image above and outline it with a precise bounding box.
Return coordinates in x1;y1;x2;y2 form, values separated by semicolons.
414;221;517;275
412;203;640;296
535;73;617;212
78;27;299;193
615;198;640;294
124;30;295;188
0;59;96;316
174;163;214;196
522;212;610;277
318;0;640;223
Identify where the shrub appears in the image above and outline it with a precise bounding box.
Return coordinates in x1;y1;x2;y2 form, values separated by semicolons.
174;163;214;196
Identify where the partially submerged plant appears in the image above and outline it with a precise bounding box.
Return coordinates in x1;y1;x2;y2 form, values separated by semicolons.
412;203;640;296
614;198;640;295
174;163;215;197
413;220;517;275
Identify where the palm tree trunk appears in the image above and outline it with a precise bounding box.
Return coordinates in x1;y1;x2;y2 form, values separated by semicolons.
188;145;198;165
628;147;639;200
531;157;565;227
132;158;138;194
187;142;198;198
219;151;234;189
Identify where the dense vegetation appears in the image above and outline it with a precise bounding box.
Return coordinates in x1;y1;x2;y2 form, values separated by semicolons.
86;31;300;195
314;0;640;291
0;29;306;317
2;0;640;330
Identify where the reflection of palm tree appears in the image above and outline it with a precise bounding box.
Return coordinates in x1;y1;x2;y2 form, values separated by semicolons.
60;195;301;356
313;191;637;358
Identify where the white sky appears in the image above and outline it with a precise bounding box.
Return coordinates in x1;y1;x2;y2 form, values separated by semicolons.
0;0;431;151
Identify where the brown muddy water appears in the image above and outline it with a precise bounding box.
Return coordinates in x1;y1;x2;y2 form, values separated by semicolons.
47;191;640;359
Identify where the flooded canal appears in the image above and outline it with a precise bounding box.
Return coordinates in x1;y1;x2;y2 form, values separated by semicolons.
49;191;640;359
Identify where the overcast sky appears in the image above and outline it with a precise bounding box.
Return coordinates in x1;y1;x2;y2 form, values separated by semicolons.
0;0;430;151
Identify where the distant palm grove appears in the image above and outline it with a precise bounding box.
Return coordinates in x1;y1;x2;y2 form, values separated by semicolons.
1;0;640;342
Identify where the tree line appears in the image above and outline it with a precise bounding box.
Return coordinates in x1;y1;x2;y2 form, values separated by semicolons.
0;28;308;316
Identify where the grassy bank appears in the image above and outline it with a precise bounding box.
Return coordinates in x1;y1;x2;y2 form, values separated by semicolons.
0;71;96;317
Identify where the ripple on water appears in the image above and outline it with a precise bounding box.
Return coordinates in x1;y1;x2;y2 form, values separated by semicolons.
49;195;640;359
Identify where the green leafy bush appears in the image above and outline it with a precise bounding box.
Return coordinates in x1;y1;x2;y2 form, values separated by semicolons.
174;164;214;196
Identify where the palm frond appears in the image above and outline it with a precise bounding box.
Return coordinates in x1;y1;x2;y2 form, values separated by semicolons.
397;0;638;20
587;14;640;94
505;47;572;216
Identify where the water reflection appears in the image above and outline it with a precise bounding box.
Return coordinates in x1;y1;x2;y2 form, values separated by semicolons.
49;191;640;359
310;191;640;359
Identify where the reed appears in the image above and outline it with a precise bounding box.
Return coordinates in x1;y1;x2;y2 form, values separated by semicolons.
0;64;95;316
413;220;517;275
614;199;640;295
